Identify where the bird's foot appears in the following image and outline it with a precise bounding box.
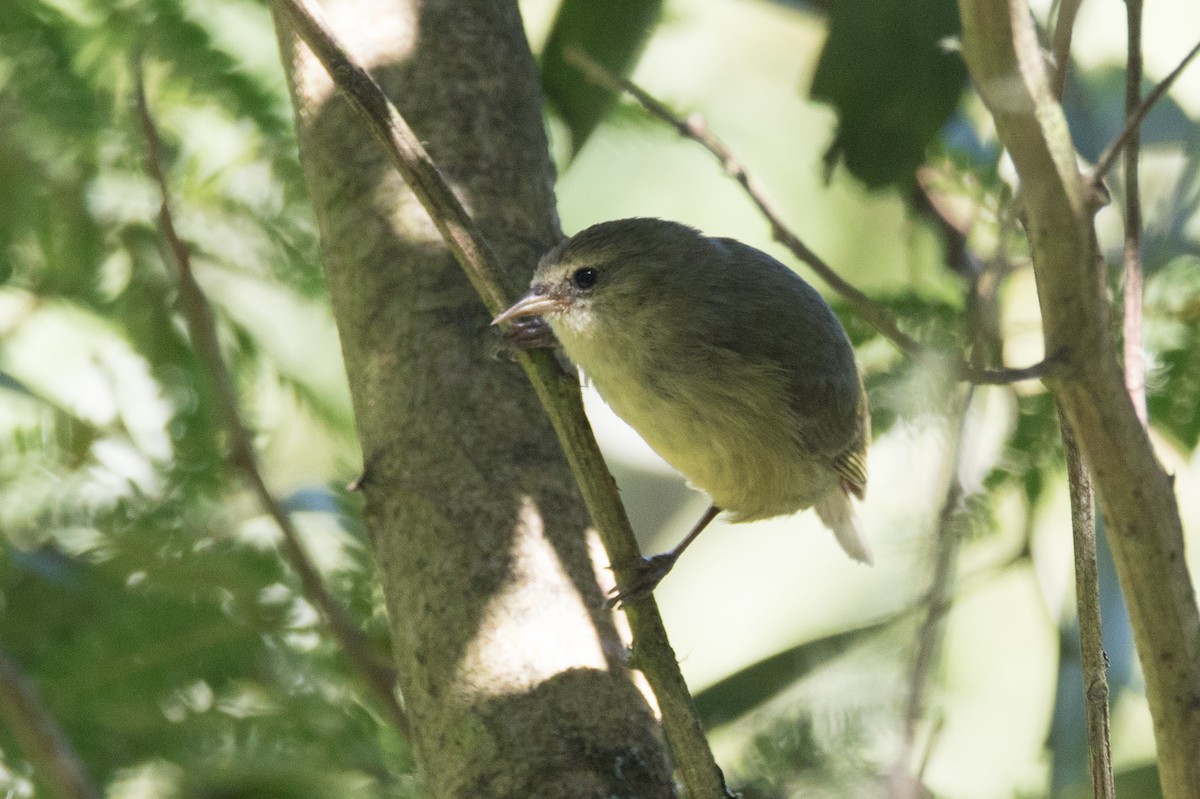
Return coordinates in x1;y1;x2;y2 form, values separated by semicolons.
605;552;679;609
491;317;558;359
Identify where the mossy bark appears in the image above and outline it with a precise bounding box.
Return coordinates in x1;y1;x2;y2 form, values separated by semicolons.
274;1;676;795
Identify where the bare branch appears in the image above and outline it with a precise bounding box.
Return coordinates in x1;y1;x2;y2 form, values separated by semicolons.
132;55;410;738
1049;0;1084;99
1057;408;1115;799
564;46;1061;387
268;2;730;796
0;645;100;799
1092;38;1200;183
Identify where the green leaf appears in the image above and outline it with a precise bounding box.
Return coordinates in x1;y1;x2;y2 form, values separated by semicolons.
0;541;271;774
0;2;107;301
540;0;664;156
0;492;397;789
1145;255;1200;450
809;0;968;189
692;619;892;727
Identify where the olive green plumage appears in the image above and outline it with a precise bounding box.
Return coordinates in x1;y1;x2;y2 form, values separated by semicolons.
504;218;871;564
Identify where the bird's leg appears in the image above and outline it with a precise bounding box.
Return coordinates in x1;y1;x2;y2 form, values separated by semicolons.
607;505;721;608
493;316;558;358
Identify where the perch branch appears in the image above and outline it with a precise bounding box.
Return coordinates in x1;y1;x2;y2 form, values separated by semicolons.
133;56;410;738
564;46;1060;387
269;1;730;796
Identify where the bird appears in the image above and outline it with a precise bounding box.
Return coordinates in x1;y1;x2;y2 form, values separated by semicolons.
492;218;871;603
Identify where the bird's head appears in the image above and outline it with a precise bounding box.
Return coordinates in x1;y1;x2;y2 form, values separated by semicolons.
491;218;709;338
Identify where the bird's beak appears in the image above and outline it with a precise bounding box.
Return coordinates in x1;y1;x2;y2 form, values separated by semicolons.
491;287;564;326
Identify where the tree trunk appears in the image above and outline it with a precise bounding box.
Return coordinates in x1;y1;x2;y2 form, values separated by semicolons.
273;1;677;796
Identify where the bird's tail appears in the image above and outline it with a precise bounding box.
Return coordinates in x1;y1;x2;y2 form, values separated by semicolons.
814;488;873;566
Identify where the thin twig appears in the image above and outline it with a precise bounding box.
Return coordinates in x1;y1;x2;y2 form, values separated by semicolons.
269;2;730;797
1092;38;1200;182
1123;0;1148;426
132;56;410;738
887;386;974;799
0;645;101;799
889;193;1008;797
1057;408;1115;799
564;46;1060;387
1049;0;1084;99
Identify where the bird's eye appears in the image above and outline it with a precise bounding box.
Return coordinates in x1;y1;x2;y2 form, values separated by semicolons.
571;267;598;290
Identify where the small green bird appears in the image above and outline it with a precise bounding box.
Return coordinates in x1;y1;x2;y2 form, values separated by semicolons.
494;218;871;602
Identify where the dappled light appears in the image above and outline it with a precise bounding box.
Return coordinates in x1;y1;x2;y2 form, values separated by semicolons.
2;0;1198;796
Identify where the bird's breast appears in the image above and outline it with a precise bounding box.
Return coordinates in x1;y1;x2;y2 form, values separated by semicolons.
569;340;838;521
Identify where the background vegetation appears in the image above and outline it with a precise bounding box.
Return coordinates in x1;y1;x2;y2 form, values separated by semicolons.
1;0;1198;796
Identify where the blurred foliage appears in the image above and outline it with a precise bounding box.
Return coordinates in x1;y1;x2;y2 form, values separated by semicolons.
837;291;966;433
1145;255;1200;450
0;0;391;795
809;0;969;189
2;0;1199;798
733;711;879;799
539;0;663;155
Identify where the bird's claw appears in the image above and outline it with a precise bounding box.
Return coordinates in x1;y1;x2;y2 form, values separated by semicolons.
605;553;678;609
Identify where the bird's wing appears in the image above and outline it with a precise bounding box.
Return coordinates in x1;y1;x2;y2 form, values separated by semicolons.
788;372;870;497
698;237;870;494
831;396;869;498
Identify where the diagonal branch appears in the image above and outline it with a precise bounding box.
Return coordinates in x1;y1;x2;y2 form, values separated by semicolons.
268;1;730;797
0;645;100;799
1091;38;1200;183
564;46;1061;387
132;56;409;738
